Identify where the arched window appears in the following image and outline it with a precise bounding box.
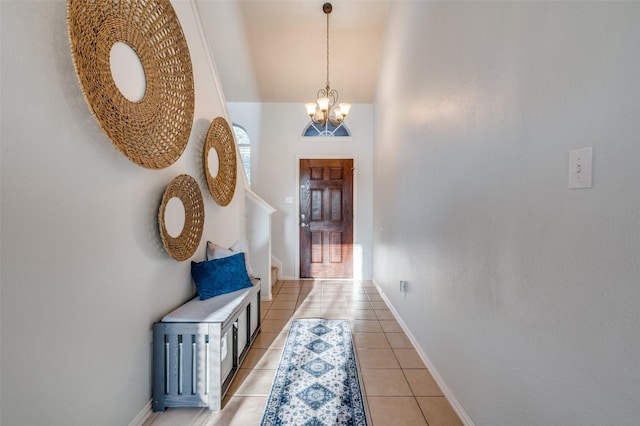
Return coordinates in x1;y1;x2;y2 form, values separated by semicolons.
232;123;251;184
302;120;351;137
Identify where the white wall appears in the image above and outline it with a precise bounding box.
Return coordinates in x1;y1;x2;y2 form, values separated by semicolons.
228;102;374;280
195;0;259;102
1;2;246;424
373;2;640;425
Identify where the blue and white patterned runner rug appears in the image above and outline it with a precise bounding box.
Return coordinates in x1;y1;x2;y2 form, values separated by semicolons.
261;319;368;426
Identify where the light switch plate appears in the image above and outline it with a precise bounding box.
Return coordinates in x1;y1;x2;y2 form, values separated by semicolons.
569;147;593;189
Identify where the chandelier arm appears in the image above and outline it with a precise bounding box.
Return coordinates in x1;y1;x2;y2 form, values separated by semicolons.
328;89;338;107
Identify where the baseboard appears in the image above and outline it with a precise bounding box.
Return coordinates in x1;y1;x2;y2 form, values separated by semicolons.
371;280;475;426
128;400;153;426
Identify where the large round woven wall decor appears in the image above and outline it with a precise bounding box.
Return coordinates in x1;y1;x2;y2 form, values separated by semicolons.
204;117;237;206
67;0;194;169
158;174;204;261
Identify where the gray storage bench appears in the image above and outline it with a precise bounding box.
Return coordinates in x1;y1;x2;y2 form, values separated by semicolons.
152;280;261;412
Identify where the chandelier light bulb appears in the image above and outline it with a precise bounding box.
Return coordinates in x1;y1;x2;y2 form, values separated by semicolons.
305;103;317;117
338;103;351;117
317;97;330;112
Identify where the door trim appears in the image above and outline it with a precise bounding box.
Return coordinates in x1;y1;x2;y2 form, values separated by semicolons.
295;155;358;279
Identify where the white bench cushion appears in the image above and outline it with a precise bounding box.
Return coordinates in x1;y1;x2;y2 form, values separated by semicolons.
162;281;259;324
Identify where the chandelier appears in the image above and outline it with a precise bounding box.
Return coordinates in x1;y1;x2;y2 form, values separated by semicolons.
305;3;351;133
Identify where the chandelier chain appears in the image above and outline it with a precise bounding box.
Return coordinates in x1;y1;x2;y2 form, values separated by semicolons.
326;10;330;88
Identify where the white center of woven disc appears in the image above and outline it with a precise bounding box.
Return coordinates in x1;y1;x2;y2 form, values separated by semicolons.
207;147;220;179
165;197;185;238
110;42;146;102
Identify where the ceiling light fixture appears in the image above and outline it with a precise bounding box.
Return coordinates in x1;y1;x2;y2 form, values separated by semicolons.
305;2;351;135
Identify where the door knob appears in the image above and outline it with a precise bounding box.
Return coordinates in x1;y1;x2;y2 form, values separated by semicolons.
301;223;308;228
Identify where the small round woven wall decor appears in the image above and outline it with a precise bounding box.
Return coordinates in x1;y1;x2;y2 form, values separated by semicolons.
204;117;237;206
67;0;194;169
158;174;204;261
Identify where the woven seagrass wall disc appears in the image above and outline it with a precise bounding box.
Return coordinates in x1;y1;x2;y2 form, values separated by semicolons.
204;117;237;206
67;0;194;169
158;175;204;261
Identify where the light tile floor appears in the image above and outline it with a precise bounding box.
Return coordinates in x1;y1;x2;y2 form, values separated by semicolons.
144;280;462;426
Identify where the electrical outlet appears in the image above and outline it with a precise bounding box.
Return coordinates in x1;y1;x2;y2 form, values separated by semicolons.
569;147;593;189
400;280;407;293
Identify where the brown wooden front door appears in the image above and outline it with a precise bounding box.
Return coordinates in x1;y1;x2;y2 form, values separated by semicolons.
299;159;353;278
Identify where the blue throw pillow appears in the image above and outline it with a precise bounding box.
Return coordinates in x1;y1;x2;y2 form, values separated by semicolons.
191;252;253;300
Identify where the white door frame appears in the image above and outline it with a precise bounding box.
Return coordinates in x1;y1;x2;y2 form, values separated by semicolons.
294;154;359;279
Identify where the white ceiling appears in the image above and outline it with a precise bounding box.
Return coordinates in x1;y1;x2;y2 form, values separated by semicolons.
195;0;390;104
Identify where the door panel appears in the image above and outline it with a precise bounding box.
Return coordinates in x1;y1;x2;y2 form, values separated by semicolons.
300;159;353;278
